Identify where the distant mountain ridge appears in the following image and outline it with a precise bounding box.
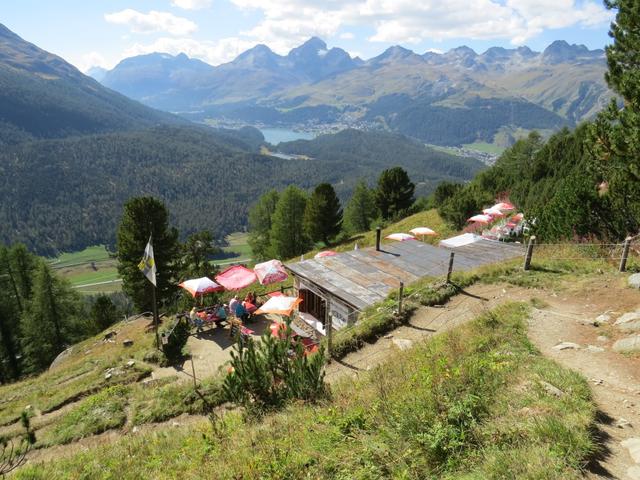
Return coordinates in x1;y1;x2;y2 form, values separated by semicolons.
93;37;610;147
0;23;184;145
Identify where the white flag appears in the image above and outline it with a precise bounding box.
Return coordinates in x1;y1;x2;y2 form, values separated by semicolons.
138;236;157;286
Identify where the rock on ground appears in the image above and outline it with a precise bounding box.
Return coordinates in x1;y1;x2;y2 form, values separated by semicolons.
613;335;640;353
552;342;581;351
629;273;640;289
615;312;640;326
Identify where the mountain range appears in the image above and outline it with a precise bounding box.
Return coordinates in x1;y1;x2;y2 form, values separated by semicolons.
0;23;482;254
94;37;612;146
0;24;184;146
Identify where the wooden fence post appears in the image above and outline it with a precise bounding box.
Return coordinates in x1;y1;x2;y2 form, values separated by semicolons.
620;236;632;273
524;236;536;271
398;281;404;315
446;252;455;283
325;306;333;363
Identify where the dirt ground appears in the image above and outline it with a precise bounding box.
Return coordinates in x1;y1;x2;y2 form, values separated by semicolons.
525;276;640;480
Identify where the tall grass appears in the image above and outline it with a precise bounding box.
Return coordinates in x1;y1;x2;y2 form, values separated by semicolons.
17;303;597;479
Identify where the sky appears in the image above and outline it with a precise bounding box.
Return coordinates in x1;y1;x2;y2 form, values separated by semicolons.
0;0;615;72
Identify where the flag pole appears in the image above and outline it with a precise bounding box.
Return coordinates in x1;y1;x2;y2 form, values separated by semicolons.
149;226;160;349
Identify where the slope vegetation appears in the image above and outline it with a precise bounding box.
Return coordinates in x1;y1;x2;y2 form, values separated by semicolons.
0;127;480;254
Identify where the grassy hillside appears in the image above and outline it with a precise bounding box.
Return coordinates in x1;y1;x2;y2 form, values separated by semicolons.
15;303;596;479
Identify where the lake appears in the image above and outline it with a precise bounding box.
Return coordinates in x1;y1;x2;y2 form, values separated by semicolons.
260;128;315;145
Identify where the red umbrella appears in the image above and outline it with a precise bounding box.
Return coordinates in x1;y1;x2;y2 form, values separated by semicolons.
492;202;515;211
215;265;257;290
314;250;337;258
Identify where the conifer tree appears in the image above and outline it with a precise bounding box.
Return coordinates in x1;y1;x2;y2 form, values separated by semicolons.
374;167;415;220
179;230;218;279
8;244;35;304
20;262;79;372
90;295;118;332
303;183;343;246
248;189;279;261
588;0;640;235
343;180;378;234
269;186;309;259
116;197;179;312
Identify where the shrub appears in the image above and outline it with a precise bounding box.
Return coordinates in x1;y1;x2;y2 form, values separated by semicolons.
161;318;190;365
223;320;327;414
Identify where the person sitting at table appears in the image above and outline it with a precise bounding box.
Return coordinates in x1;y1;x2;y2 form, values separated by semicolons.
216;304;227;324
229;296;240;317
190;306;204;333
235;301;250;322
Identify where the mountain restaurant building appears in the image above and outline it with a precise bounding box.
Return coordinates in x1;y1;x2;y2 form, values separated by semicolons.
285;229;524;337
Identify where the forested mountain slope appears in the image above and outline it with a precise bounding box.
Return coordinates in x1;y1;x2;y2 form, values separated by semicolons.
0;127;482;254
0;23;183;146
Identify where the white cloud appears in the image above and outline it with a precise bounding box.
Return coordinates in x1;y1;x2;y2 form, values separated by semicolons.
122;36;259;65
105;9;198;36
229;0;612;48
339;32;355;40
73;51;111;72
171;0;213;10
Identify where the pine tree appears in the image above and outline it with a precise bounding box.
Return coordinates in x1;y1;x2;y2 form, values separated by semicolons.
179;230;218;279
588;0;640;235
248;189;279;261
374;167;415;220
303;183;343;246
343;180;378;234
116;197;179;312
90;295;118;332
270;186;310;259
20;263;79;372
0;247;23;379
8;244;35;303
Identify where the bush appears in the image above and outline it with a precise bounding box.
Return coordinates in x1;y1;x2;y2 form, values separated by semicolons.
161;318;190;365
223;320;327;414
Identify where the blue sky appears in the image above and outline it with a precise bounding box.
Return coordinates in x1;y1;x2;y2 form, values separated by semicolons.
1;0;614;71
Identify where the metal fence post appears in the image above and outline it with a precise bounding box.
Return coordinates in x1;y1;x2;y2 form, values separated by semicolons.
446;252;455;283
620;236;632;272
398;281;404;315
524;236;536;271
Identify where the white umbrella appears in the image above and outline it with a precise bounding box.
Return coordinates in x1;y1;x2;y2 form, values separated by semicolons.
492;202;515;211
178;277;224;297
385;233;416;241
483;208;505;217
410;227;437;236
467;214;493;224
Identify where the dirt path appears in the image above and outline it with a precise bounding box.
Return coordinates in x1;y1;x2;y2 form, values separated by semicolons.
325;283;536;382
524;276;640;480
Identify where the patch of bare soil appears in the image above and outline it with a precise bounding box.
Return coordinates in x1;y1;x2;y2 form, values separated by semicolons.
526;275;640;479
324;283;536;382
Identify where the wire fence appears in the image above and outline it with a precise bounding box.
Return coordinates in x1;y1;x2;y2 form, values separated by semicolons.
324;234;640;358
